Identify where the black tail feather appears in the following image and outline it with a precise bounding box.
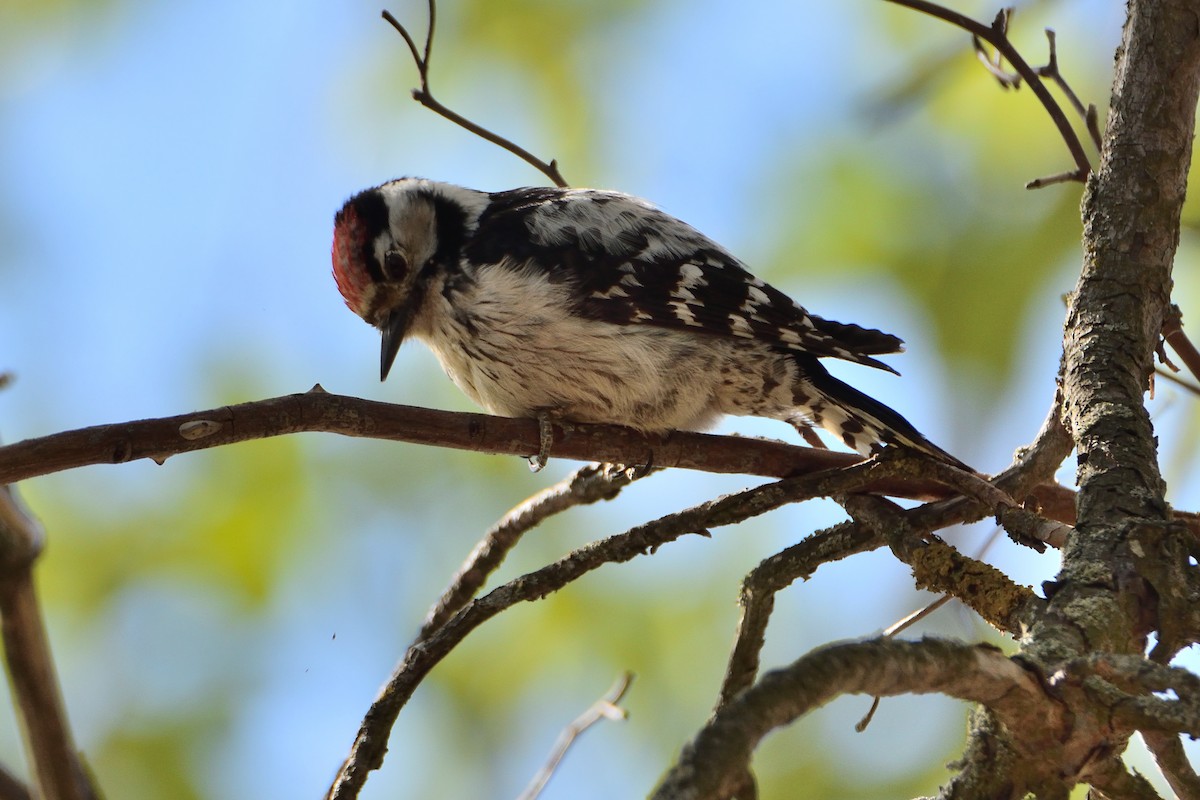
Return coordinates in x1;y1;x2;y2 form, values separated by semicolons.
801;363;970;471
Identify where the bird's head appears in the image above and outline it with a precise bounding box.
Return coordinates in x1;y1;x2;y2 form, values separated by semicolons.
332;178;471;380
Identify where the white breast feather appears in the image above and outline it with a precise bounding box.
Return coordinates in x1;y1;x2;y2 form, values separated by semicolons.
413;262;727;432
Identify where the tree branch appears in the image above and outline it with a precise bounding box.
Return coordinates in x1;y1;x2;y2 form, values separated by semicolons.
8;389;1198;542
326;458;910;799
0;764;32;800
517;672;634;800
381;4;568;187
419;462;647;638
0;388;967;499
841;494;1044;636
882;0;1094;186
1044;0;1200;675
713;402;1073;761
1141;731;1200;800
652;638;1054;800
1084;757;1164;800
715;521;883;710
0;486;97;800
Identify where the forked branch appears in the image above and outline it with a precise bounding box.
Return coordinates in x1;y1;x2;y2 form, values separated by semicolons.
517;672;634;800
325;459;913;798
419;463;649;638
653;639;1054;800
885;1;1097;188
382;3;569;187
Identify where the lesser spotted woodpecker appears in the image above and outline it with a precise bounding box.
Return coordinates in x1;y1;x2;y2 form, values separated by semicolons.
332;178;963;468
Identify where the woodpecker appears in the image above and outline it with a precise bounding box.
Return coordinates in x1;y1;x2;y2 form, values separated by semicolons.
331;178;964;470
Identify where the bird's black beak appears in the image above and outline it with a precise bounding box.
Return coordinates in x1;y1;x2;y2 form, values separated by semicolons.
380;308;407;381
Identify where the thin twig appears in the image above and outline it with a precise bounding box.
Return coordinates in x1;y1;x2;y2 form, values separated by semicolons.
1162;305;1200;387
971;10;1018;87
381;5;568;187
517;672;634;800
853;595;955;732
0;485;98;800
853;574;953;735
1026;168;1090;190
1041;30;1104;149
419;464;649;638
326;459;908;799
883;595;954;639
1155;367;1200;398
715;521;884;711
856;523;1003;732
1034;28;1102;152
884;0;1093;186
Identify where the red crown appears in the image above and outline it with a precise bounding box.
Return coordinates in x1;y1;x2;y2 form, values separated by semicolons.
331;206;372;315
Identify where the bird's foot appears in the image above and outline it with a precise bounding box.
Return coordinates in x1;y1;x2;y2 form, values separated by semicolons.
528;413;556;473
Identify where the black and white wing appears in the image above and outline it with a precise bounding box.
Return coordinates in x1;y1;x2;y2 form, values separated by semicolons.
465;187;904;373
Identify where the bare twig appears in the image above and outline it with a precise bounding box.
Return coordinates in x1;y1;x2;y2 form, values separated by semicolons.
1034;29;1103;150
420;463;648;638
884;0;1094;187
852;594;957;733
381;4;568;187
0;485;97;800
1026;169;1092;190
715;521;884;711
971;11;1019;87
1162;305;1200;387
884;595;955;639
1156;367;1200;398
517;672;634;800
858;521;1007;734
326;459;908;799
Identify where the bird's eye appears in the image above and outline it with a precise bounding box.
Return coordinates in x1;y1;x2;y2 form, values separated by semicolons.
383;250;410;280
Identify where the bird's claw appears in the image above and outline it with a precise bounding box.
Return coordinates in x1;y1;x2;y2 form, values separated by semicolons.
528;413;555;472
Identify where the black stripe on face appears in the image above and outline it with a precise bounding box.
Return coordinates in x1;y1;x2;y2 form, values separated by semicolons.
336;189;391;284
427;191;469;269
